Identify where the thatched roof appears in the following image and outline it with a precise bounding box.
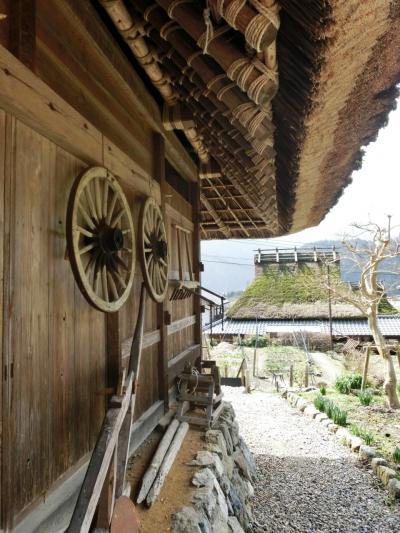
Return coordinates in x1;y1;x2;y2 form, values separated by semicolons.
98;1;400;238
228;265;397;319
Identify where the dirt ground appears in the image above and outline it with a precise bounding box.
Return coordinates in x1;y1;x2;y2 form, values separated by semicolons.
126;426;204;532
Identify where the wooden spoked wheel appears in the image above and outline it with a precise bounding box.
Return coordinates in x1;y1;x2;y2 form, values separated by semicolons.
139;197;169;303
66;166;135;312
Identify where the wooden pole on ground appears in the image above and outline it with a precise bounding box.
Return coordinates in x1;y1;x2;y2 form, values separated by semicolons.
137;419;180;504
361;345;371;391
145;422;189;507
289;365;294;388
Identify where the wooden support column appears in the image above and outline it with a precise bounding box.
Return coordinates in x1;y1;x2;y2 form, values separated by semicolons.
106;312;121;391
9;0;36;70
191;177;202;369
154;132;169;410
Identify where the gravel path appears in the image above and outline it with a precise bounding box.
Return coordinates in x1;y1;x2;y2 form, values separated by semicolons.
223;387;400;533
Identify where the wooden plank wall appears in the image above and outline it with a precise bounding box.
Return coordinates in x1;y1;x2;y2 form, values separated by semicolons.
165;183;197;361
1;117;107;525
0;1;201;527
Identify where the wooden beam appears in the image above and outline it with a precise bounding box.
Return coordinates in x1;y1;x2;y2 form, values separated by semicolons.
121;329;161;360
9;0;36;70
200;194;230;238
166;315;196;336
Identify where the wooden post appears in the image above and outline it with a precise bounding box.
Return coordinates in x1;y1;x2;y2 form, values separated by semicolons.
9;0;36;70
304;363;309;388
106;313;121;391
361;346;371;391
191;178;202;369
224;365;228;378
289;364;294;388
154;133;169;410
244;369;251;393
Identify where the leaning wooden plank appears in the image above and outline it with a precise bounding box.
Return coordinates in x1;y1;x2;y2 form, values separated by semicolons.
68;378;133;533
136;418;180;504
145;422;189;507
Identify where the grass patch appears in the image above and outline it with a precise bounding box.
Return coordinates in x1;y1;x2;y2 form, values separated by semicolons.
313;395;347;426
319;386;327;396
359;389;373;406
393;447;400;464
350;423;374;445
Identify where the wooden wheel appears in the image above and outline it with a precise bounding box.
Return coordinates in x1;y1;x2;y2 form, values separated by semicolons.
66;166;135;312
139;197;169;302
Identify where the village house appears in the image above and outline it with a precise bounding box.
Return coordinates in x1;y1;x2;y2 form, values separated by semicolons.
0;0;399;531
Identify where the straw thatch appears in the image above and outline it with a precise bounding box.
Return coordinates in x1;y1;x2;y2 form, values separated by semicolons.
98;1;400;238
230;301;364;320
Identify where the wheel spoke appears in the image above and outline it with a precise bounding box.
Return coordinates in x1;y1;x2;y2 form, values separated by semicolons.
77;226;95;238
113;253;129;271
85;185;98;221
78;203;96;230
101;265;108;302
107;271;119;300
79;242;95;255
144;247;152;253
111;208;125;227
93;255;102;295
106;191;118;224
122;228;131;235
113;271;127;289
95;178;103;221
159;267;167;280
102;180;109;219
159;257;167;268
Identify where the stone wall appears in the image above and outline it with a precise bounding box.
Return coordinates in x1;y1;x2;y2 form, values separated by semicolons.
171;403;256;533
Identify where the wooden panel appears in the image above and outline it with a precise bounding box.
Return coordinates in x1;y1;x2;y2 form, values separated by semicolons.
0;1;9;48
1;121;108;525
9;0;36;70
7;119;53;517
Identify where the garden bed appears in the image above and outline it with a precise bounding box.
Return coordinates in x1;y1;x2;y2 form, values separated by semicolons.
298;387;400;467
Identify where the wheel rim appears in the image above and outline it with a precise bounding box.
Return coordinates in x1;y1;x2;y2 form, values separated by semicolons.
139;197;169;303
66;166;135;312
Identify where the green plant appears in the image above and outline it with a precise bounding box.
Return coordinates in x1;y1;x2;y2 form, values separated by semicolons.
350;424;374;445
335;373;363;394
319;386;327;396
393;447;400;464
359;389;373;406
331;406;347;426
314;395;327;411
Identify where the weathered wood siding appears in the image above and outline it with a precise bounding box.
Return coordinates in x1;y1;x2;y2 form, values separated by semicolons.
1;117;107;523
0;0;200;527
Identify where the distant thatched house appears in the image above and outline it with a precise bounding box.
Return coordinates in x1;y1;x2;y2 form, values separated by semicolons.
228;248;395;320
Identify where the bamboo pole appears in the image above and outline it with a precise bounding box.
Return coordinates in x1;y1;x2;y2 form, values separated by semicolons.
208;0;278;51
289;364;294;388
136;1;273;139
155;0;277;105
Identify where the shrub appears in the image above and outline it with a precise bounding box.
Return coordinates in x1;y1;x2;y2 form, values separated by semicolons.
351;424;374;445
393;447;400;464
359;389;373;406
319;386;327;396
335;373;363;394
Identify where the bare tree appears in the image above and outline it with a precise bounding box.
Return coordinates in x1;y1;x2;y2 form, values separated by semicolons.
324;217;400;409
